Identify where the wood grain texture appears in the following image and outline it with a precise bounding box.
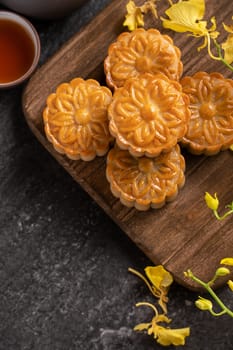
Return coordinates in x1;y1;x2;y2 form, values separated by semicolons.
22;0;233;291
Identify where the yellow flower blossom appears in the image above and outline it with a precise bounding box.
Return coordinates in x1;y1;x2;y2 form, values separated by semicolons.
123;0;144;31
129;265;173;314
145;265;173;313
134;302;190;346
222;21;233;64
205;193;233;220
123;0;158;31
204;192;219;211
161;0;219;59
123;0;233;72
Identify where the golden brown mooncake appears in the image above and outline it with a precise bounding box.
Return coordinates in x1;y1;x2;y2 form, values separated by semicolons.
181;72;233;155
104;28;183;90
106;144;185;211
43;77;113;161
108;73;190;157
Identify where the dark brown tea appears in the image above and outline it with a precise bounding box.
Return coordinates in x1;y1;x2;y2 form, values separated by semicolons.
0;19;35;84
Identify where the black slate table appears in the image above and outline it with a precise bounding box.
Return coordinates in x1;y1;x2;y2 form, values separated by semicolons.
0;1;233;349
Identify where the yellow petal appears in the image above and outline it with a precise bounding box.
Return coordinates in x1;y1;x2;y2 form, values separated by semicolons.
220;258;233;266
134;322;151;331
208;17;219;39
145;265;173;290
222;34;233;64
227;280;233;292
155;314;171;324
162;0;206;35
165;0;205;21
157;326;190;346
186;0;205;18
209;16;218;32
204;192;219;211
223;22;233;34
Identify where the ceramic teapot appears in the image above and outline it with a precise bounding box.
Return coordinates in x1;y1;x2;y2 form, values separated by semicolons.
0;0;86;19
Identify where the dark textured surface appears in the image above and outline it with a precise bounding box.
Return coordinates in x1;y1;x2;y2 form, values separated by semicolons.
0;1;233;349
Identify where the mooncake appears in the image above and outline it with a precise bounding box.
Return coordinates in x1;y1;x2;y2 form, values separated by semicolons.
104;28;183;90
181;72;233;155
106;144;185;211
43;77;113;161
108;73;190;157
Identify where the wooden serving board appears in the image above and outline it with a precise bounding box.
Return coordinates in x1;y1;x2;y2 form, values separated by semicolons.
23;0;233;291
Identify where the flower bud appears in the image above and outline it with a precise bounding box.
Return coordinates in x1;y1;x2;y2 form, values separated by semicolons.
184;269;193;278
215;267;230;277
195;297;213;311
227;280;233;292
204;192;219;211
220;257;233;266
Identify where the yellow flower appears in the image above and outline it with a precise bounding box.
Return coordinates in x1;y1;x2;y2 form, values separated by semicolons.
227;280;233;292
220;258;233;266
221;35;233;64
123;0;158;31
230;145;233;151
222;21;233;64
195;296;213;311
204;192;219;211
161;0;219;58
145;265;173;313
123;0;144;31
129;265;173;314
134;302;190;346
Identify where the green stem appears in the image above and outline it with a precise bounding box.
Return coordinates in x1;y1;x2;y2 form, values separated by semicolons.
210;309;227;317
187;271;233;318
214;40;233;72
207;273;218;287
213;209;233;221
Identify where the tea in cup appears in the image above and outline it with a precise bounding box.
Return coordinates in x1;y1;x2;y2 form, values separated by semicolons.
0;10;40;88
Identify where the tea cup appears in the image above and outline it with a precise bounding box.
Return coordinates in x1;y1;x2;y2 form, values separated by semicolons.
0;10;40;89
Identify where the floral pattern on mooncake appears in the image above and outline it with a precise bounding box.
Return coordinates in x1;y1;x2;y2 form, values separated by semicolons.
104;28;183;90
181;72;233;155
43;78;113;161
106;144;185;211
108;73;190;157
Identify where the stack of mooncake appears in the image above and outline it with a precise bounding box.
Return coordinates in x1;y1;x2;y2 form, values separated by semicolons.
104;29;190;210
43;28;233;210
